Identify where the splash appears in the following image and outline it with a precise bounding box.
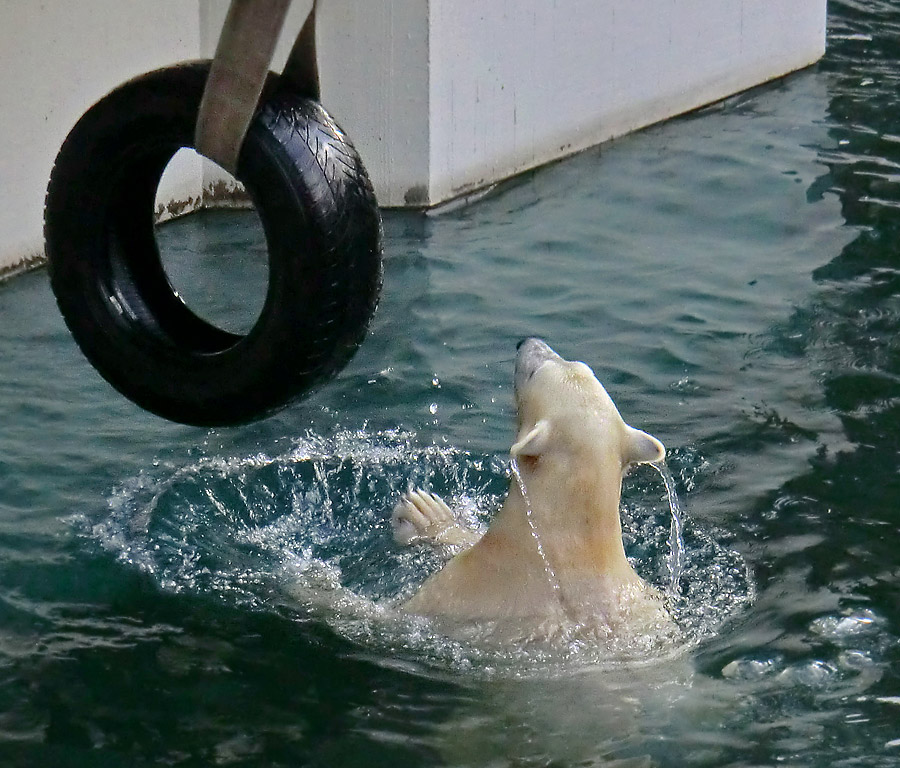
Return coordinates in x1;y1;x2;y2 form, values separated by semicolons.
83;429;752;676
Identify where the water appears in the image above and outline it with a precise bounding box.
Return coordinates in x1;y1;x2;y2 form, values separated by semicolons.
2;1;900;763
509;458;565;608
653;462;687;599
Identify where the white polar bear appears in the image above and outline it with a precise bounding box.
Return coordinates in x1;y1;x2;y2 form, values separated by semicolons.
392;338;675;645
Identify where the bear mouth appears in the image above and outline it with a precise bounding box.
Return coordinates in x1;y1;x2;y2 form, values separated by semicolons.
514;338;563;393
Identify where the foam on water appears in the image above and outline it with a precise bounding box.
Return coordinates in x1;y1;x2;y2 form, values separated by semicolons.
85;429;752;677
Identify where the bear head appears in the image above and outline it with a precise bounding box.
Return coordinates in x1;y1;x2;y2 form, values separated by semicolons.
510;338;665;486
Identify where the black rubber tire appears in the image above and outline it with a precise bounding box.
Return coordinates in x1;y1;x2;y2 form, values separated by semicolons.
44;61;382;427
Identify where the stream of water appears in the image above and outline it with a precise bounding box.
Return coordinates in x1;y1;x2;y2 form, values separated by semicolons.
654;462;687;599
509;459;565;606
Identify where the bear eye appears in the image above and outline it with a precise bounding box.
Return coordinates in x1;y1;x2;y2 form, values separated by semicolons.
527;361;550;381
516;454;540;474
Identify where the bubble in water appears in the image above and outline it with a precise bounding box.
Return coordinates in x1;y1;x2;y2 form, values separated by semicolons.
777;659;839;688
722;657;781;680
838;650;875;673
810;609;882;643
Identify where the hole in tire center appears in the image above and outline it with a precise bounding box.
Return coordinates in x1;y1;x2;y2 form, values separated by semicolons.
154;148;268;337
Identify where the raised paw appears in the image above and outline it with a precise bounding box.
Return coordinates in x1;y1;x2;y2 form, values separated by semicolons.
391;489;455;545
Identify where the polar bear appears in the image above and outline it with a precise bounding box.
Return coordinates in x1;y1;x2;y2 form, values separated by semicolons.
392;338;674;644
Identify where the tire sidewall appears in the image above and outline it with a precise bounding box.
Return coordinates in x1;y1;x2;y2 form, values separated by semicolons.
44;61;382;425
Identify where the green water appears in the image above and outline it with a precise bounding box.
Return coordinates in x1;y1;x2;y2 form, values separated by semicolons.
3;1;900;764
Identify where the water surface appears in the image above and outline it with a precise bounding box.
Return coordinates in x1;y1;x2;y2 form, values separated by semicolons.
2;2;900;764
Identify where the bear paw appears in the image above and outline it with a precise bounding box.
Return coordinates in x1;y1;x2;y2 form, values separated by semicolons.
391;489;480;548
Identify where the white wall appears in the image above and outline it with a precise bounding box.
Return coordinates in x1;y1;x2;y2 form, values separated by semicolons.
425;0;827;203
195;0;433;207
0;0;826;276
315;0;431;206
0;2;201;276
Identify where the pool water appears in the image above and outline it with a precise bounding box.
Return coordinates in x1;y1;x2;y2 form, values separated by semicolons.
2;1;900;764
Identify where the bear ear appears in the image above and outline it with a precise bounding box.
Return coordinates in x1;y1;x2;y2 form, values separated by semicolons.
511;419;551;458
625;426;665;465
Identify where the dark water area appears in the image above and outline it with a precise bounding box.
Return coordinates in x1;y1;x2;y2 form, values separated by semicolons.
3;2;900;764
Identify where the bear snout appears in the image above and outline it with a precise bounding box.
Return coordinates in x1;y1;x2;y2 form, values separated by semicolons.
515;338;562;392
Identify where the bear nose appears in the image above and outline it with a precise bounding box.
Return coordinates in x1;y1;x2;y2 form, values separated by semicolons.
517;336;542;351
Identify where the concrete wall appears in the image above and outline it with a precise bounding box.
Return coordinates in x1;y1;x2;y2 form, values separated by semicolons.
0;0;826;277
425;0;827;204
0;2;201;277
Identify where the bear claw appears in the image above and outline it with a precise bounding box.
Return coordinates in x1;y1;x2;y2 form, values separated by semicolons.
391;489;480;548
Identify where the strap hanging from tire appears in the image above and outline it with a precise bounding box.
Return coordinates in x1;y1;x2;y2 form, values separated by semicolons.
43;61;383;427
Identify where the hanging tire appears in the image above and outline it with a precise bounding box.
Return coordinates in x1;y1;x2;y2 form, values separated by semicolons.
44;60;383;427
